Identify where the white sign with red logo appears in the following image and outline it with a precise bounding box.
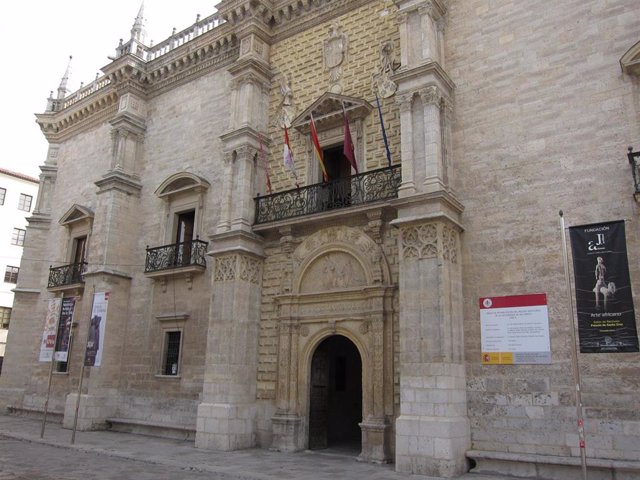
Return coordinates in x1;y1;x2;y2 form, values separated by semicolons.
479;294;551;365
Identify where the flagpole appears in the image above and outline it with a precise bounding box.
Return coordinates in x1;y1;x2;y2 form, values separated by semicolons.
559;210;588;480
71;287;96;444
375;92;392;167
40;299;62;438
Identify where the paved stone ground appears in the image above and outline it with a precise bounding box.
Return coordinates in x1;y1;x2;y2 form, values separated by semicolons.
0;415;514;480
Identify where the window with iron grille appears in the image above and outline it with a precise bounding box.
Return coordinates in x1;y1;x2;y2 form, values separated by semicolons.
0;188;6;205
163;331;182;376
0;307;11;329
11;228;26;246
4;266;19;283
18;194;32;212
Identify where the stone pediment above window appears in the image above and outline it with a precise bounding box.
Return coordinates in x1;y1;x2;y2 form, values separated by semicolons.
291;92;373;134
59;204;94;227
155;172;210;199
621;40;640;76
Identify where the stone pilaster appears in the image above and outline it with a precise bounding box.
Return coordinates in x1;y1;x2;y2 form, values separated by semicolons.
394;0;454;198
196;231;265;450
270;229;305;452
394;0;445;68
109;93;146;176
393;218;469;477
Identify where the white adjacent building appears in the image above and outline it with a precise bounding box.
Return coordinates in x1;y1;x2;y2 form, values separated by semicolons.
0;168;39;371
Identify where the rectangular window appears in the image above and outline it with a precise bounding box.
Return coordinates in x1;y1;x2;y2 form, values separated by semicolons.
4;266;19;283
0;307;11;329
18;194;33;212
163;331;182;376
11;228;26;246
0;188;6;205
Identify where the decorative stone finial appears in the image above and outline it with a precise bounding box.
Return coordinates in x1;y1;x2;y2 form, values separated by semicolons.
131;1;147;44
57;55;73;100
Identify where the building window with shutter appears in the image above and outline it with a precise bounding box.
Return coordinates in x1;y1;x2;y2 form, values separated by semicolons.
18;193;33;212
11;228;26;246
4;266;19;284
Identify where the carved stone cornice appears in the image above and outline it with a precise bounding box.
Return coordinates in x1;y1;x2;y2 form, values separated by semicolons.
94;170;143;197
392;61;455;95
216;0;274;27
271;0;376;43
143;26;240;98
35;91;119;143
394;0;446;19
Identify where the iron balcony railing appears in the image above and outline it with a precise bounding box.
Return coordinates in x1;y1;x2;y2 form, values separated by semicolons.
48;262;87;288
144;239;208;273
255;165;401;224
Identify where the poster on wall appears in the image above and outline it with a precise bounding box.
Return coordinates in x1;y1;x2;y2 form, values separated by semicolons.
569;221;639;353
84;292;109;367
480;294;551;365
53;297;76;362
39;298;62;362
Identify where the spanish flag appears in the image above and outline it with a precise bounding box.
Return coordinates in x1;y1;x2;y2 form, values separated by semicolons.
310;114;329;182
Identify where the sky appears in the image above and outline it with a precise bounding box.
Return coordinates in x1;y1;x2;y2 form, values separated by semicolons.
0;0;218;179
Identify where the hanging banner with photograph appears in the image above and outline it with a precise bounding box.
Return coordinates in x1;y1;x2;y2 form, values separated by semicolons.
53;297;76;362
39;298;62;362
480;293;551;364
84;292;109;367
569;220;639;353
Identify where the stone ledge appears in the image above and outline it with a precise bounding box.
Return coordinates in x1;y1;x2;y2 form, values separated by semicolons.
7;406;63;424
467;450;640;479
106;417;195;441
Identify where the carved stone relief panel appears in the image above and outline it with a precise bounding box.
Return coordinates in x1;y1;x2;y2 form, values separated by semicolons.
400;223;438;260
299;251;366;293
399;221;460;263
293;226;385;287
214;254;237;282
214;253;262;284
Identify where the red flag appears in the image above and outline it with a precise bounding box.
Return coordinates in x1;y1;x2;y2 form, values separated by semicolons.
342;105;358;174
310;114;329;182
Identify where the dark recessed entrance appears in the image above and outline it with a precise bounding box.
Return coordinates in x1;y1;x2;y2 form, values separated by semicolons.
308;335;362;453
322;145;353;210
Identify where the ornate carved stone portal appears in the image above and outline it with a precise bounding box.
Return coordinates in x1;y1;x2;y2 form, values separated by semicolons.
271;226;395;463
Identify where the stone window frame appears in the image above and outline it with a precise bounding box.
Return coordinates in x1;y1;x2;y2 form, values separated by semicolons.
58;204;94;267
291;93;372;185
155;313;188;379
159;328;184;377
154;172;210;246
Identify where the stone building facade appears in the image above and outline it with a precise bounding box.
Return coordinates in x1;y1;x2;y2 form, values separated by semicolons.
1;1;639;478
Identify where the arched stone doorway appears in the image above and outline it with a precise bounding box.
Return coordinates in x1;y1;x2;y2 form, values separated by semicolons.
308;335;362;452
270;226;394;464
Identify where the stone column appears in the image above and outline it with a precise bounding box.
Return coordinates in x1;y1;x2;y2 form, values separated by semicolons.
394;219;469;477
196;234;264;450
421;86;445;193
397;93;416;197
